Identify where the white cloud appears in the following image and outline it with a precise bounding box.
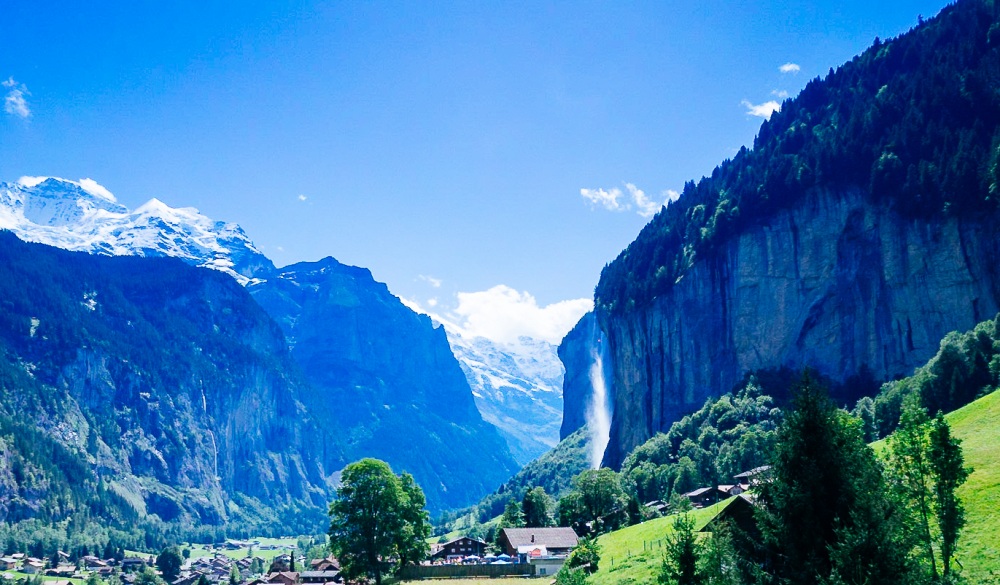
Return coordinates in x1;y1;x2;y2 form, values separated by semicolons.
580;187;627;212
779;63;801;74
582;183;678;218
3;77;30;119
407;285;593;345
298;194;308;201
626;183;662;218
426;298;438;307
418;274;442;288
771;89;789;99
742;99;781;119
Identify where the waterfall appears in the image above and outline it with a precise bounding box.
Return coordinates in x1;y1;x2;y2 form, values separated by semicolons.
586;320;613;469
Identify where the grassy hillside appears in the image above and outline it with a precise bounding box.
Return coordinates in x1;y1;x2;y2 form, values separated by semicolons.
947;390;1000;579
583;389;1000;584
589;499;733;585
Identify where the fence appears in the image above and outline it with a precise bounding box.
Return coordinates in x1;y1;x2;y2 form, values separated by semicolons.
398;563;536;580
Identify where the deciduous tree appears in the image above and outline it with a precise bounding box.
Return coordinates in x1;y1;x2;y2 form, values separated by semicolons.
328;458;430;585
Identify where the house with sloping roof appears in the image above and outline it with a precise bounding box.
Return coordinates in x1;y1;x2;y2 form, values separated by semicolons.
298;570;341;584
430;536;488;562
266;571;299;585
498;527;579;558
308;558;339;572
733;465;771;489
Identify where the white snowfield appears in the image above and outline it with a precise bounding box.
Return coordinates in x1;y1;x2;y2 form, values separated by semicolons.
0;177;271;285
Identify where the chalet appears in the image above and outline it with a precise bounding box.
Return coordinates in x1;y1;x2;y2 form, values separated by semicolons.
83;556;109;571
298;570;341;584
717;484;744;497
498;527;579;558
682;487;718;508
45;565;76;577
699;494;760;539
122;557;149;572
266;571;299;585
733;465;771;489
0;559;16;571
22;559;46;574
429;536;488;562
172;574;203;585
308;557;339;572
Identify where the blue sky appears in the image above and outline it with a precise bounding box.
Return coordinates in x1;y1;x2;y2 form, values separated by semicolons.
0;0;950;343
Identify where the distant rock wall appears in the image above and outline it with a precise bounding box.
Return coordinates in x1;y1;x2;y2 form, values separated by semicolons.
250;258;520;513
597;189;1000;467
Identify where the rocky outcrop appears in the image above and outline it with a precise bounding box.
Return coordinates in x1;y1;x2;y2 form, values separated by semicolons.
249;258;520;513
597;189;1000;467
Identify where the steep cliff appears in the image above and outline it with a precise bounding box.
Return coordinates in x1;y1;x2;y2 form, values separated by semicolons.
249;258;520;513
0;232;333;528
559;312;596;440
588;0;1000;467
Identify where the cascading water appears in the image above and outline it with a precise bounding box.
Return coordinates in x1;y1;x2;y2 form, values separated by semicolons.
586;319;613;469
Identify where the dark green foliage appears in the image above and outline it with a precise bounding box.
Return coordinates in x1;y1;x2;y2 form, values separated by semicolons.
871;314;1000;437
887;396;938;579
521;487;554;528
621;379;779;503
498;500;524;531
755;375;912;584
436;427;590;534
565;536;600;574
560;468;629;536
596;1;1000;314
928;413;971;580
698;523;741;585
328;459;430;585
156;547;183;583
659;514;701;585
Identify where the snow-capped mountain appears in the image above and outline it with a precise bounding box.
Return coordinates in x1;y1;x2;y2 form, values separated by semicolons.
445;330;564;465
0;177;273;284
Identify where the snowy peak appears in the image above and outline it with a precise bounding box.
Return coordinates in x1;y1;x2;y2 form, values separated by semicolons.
444;327;564;465
0;177;274;284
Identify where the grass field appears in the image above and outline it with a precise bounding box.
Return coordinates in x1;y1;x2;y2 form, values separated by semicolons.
182;538;300;562
397;577;540;585
946;390;1000;581
588;499;732;585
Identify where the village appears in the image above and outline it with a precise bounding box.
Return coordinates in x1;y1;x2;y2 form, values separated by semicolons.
0;466;772;585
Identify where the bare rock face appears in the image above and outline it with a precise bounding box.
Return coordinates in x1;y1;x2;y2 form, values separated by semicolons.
599;189;1000;467
249;258;520;513
558;312;596;440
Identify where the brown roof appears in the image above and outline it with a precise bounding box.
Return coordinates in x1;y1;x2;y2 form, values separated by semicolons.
501;528;579;549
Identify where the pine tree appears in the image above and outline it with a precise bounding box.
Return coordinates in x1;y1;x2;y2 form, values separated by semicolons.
659;514;701;585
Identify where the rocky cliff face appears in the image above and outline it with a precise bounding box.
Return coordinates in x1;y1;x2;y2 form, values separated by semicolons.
0;233;331;527
249;258;520;513
559;312;596;440
598;189;1000;467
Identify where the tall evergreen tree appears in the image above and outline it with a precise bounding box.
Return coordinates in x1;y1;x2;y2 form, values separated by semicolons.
928;412;971;581
659;514;701;585
755;374;911;584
